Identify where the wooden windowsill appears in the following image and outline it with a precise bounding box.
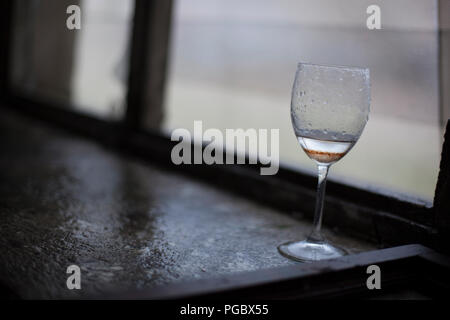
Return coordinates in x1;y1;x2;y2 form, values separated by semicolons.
0;108;377;299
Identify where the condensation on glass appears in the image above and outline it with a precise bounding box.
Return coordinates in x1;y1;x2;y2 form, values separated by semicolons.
9;0;134;120
162;0;441;201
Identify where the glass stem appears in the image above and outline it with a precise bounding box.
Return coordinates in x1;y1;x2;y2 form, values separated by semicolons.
308;164;330;242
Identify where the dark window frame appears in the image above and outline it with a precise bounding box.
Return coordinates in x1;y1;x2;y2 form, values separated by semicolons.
0;0;448;256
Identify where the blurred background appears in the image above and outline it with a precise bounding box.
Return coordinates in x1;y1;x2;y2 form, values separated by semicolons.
8;0;446;202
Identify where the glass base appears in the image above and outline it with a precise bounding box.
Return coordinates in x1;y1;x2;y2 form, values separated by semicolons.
278;239;347;262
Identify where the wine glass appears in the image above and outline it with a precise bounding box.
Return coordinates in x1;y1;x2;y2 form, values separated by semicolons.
278;62;370;262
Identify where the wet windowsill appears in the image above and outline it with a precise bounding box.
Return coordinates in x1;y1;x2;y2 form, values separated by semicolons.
0;109;375;299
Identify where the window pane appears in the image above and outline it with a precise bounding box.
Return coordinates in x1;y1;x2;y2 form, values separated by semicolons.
162;0;441;201
9;0;133;120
